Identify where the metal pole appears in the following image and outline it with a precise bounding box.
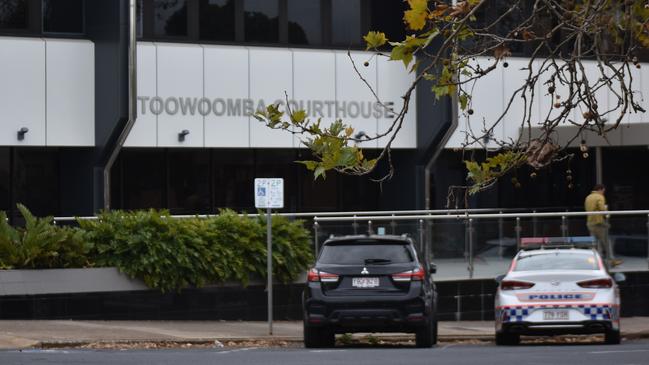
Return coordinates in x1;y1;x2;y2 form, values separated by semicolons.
468;218;474;279
532;210;538;237
368;220;373;235
391;214;397;235
646;214;649;269
464;219;469;261
561;216;568;238
352;215;358;235
418;219;424;255
498;211;504;258
313;220;320;257
267;208;273;336
515;217;522;251
427;219;433;261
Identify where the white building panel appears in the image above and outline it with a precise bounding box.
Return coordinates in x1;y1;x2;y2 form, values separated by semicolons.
336;51;378;148
204;45;250;147
377;56;417;149
156;44;204;147
126;43;158;147
46;39;94;146
0;37;46;146
502;58;537;145
627;61;644;124
249;47;294;148
292;49;336;148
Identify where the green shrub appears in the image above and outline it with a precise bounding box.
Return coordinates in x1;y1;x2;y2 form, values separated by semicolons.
0;204;92;269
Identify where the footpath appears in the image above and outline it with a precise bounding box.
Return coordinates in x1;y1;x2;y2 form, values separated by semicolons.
1;318;649;349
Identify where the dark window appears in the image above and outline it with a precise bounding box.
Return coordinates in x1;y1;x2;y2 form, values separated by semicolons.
200;0;235;41
0;0;27;29
287;0;321;45
514;252;599;271
331;0;361;46
167;150;210;214
154;0;188;37
319;243;414;265
13;148;60;218
137;0;143;38
43;0;84;34
369;0;406;44
121;150;165;209
212;150;255;212
244;0;278;43
0;148;9;212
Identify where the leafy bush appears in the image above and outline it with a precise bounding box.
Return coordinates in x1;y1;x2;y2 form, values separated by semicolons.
79;209;313;291
0;204;92;269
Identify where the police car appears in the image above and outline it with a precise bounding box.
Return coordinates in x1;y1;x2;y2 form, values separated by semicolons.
495;237;625;345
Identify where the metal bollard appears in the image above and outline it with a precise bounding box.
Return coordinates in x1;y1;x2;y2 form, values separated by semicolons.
391;214;397;235
352;215;358;235
515;217;522;251
464;219;469;261
368;220;373;235
418;219;424;254
313;220;320;256
427;219;434;261
532;210;538;237
561;215;568;238
468;218;474;279
498;211;504;258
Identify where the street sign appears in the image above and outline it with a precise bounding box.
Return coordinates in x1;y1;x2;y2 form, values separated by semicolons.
254;178;284;209
253;178;284;336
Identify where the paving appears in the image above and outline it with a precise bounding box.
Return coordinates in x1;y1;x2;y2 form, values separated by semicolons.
1;318;648;349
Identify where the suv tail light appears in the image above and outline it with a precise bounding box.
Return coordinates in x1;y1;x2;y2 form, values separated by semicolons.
392;266;425;282
500;280;535;290
578;278;613;289
307;268;339;283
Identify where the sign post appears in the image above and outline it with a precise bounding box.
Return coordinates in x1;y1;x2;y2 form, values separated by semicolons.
254;178;284;336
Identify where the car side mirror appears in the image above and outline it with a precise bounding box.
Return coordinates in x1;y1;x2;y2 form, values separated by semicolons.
495;274;505;283
428;263;437;274
613;272;626;283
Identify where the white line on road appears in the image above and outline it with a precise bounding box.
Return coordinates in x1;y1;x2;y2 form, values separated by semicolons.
216;347;258;354
310;349;348;353
589;350;649;354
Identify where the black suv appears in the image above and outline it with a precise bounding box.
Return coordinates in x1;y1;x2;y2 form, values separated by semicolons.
302;235;438;348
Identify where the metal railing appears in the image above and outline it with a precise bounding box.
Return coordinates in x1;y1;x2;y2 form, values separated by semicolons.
313;210;649;279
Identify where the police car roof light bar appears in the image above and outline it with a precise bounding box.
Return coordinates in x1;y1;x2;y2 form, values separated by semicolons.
519;236;596;250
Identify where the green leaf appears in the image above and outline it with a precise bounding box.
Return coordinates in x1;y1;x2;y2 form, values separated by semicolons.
363;31;388;50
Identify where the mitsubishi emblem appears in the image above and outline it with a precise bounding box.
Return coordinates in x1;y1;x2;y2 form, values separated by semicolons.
551;281;561;286
361;267;369;275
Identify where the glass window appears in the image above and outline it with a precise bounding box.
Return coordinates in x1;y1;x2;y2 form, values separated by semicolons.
331;0;361;46
200;0;235;41
154;0;188;37
514;252;599;271
0;0;27;29
167;150;210;214
121;150;164;210
287;0;321;45
370;0;405;44
43;0;84;34
0;148;9;212
319;243;414;265
244;0;278;43
13;148;60;218
212;150;255;212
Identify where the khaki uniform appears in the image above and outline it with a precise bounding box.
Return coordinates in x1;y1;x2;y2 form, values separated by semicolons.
585;191;613;260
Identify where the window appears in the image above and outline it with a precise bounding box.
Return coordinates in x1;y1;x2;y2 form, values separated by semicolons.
370;0;405;44
13;148;60;218
244;0;278;43
287;0;321;45
43;0;84;34
200;0;235;41
0;148;9;212
0;0;27;29
514;252;599;271
331;0;361;46
319;243;414;265
121;150;165;210
167;150;210;214
137;0;143;38
154;0;188;37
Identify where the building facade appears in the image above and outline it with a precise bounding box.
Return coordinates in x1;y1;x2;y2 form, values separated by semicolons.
0;0;647;221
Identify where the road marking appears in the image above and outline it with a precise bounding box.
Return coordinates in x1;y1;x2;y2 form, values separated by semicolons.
216;347;257;354
439;344;456;351
589;350;649;354
310;349;348;353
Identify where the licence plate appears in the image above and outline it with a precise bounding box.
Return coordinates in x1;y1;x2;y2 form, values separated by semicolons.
352;277;380;288
543;310;569;321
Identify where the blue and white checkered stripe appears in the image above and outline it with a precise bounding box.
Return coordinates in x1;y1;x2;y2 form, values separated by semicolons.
579;305;613;321
502;307;529;323
501;304;616;323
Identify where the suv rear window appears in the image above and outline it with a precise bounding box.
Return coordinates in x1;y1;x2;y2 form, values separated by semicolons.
318;242;414;265
514;251;599;271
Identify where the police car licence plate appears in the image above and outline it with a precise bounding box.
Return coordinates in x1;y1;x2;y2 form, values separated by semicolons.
543;310;569;321
352;277;379;288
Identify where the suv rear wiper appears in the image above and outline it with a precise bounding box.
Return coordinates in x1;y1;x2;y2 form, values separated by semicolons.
364;258;392;265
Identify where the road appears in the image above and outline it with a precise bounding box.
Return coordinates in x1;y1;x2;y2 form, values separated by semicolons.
1;339;648;365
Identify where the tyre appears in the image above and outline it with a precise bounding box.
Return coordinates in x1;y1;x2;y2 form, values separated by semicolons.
495;331;520;346
604;329;621;345
303;322;335;348
415;317;436;348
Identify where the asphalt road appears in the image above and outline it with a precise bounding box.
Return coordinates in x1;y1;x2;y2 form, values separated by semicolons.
1;339;648;365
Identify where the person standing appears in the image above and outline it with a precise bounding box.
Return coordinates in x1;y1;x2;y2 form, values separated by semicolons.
584;184;621;267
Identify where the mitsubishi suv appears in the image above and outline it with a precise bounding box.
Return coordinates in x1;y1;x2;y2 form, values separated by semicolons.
302;235;438;348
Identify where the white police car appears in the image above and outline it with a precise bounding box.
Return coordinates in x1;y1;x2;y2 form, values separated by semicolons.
495;237;624;345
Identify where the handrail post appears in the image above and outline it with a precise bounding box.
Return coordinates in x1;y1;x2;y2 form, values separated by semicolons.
418;219;425;255
368;220;373;235
313;220;320;256
515;217;522;251
532;210;538;237
391;214;397;235
498;211;504;258
352;215;358;235
561;215;568;238
646;214;649;270
427;218;434;260
464;219;469;262
468;218;474;279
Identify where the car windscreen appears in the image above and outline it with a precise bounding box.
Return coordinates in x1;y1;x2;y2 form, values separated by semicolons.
318;242;414;265
514;251;599;271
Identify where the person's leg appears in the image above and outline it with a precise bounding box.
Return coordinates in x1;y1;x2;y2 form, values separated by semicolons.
589;225;608;261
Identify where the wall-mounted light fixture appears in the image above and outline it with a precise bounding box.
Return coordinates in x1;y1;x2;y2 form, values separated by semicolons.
178;129;190;142
17;127;29;141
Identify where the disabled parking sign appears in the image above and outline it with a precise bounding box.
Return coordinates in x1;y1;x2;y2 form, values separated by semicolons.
254;178;284;209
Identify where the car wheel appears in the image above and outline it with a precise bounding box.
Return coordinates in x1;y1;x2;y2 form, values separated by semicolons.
604;329;621;345
303;322;335;348
415;317;435;348
495;331;520;346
